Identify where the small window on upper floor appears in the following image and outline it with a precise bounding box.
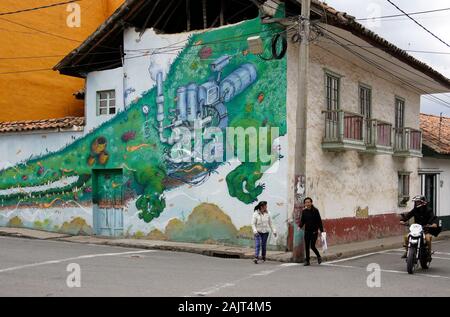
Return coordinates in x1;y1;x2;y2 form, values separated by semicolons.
97;90;116;116
325;72;340;121
395;97;405;130
398;172;411;207
359;85;371;119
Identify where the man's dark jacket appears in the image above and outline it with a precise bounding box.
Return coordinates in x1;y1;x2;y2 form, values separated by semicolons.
402;204;441;236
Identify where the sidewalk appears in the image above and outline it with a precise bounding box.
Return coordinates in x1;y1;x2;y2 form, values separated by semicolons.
1;226;449;263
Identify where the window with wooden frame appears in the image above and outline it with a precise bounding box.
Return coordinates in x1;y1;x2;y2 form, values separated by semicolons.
325;71;340;121
359;84;371;119
97;90;116;116
395;97;405;130
398;172;411;207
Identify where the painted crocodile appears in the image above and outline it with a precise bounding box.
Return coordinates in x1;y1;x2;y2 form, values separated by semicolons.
0;16;287;224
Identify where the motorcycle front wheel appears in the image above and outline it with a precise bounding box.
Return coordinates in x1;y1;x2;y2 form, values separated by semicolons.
407;246;417;274
419;248;430;269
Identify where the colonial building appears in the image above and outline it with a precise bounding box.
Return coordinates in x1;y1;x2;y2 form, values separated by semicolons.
0;0;123;121
1;0;449;249
420;113;450;230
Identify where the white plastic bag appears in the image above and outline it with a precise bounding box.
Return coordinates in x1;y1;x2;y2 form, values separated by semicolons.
321;232;328;252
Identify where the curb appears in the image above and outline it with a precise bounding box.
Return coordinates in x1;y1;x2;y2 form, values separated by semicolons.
0;230;71;240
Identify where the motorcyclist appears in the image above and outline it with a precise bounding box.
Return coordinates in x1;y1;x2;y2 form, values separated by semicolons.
400;195;439;259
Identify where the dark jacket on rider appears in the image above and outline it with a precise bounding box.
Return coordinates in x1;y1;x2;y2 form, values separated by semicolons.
403;204;438;227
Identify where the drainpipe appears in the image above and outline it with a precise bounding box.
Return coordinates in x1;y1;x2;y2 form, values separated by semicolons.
292;0;311;263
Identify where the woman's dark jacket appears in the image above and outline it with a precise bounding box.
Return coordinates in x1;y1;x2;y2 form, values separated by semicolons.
300;206;324;232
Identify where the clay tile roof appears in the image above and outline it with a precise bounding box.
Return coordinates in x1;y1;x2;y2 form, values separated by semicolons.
0;116;85;134
420;113;450;155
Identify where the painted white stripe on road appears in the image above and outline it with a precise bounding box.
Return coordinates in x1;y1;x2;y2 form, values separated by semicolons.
388;249;450;256
383;252;450;261
324;248;400;264
280;263;301;267
434;251;450;256
192;262;295;296
0;250;157;274
322;263;450;280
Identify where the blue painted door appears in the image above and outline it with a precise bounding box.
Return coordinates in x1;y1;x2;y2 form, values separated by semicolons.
93;169;123;237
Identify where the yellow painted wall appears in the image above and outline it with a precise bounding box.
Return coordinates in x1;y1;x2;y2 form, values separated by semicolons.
0;0;124;121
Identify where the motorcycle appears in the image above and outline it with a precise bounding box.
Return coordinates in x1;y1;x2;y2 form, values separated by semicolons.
404;223;432;274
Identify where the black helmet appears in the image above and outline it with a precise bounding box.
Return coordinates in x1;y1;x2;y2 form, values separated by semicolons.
412;195;427;202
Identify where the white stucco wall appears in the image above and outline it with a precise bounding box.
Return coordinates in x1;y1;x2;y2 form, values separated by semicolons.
420;157;450;217
123;28;191;105
85;67;124;132
301;42;421;220
0;130;83;170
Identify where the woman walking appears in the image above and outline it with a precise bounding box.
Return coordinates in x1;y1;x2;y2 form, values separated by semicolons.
252;201;277;264
299;197;324;266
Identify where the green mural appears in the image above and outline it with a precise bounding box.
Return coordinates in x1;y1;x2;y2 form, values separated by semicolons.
0;13;287;225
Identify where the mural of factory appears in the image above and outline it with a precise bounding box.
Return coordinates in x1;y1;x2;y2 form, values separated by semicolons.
0;16;288;248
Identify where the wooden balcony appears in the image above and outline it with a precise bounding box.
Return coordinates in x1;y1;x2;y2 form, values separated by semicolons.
393;128;422;157
322;110;366;151
365;119;393;154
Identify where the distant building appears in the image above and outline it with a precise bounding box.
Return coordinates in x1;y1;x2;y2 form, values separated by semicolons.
420;113;450;230
0;0;123;121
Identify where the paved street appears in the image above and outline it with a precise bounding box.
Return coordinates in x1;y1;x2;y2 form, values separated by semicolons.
0;236;449;297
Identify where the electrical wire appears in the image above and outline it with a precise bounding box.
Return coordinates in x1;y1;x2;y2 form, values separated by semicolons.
0;16;83;43
0;0;81;17
356;7;450;21
0;51;122;61
315;24;450;103
313;40;450;55
0;25;294;74
315;32;450;109
386;0;450;48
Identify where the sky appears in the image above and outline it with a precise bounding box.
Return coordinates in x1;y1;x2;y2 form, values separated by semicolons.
322;0;450;116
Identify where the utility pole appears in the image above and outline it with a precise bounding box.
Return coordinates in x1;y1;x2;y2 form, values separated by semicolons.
292;0;311;263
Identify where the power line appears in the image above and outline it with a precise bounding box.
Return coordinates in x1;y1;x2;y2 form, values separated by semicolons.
315;25;450;106
0;56;124;75
315;24;450;99
0;24;295;75
356;7;450;21
0;16;122;51
126;24;296;53
315;39;450;55
318;41;450;110
0;17;82;43
0;51;122;61
0;0;81;17
386;0;450;48
315;31;450;109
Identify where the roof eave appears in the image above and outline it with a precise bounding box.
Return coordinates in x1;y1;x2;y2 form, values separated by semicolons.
310;0;450;91
53;0;143;76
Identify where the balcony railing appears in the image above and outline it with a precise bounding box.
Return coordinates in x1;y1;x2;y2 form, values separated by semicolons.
365;119;393;154
322;110;366;151
393;127;422;157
